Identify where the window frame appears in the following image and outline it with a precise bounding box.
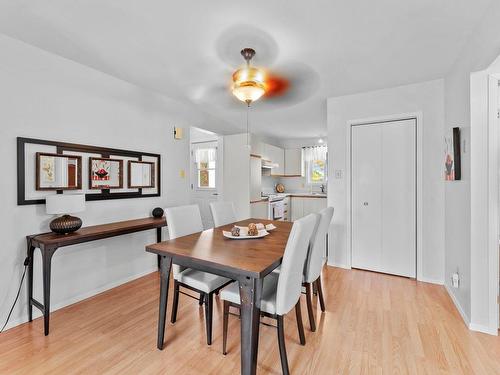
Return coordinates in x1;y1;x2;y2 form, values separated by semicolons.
192;142;218;191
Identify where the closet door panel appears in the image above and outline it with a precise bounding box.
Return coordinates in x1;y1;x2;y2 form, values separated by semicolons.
351;125;382;271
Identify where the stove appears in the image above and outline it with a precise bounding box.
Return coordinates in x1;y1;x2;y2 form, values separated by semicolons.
261;193;287;202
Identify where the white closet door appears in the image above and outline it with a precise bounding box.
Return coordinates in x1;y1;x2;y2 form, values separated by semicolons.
352;125;383;271
351;119;416;277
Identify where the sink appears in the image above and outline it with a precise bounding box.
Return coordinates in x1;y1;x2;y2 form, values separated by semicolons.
310;192;327;196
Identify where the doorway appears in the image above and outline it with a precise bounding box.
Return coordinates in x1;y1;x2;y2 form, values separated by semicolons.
351;118;417;278
189;127;223;229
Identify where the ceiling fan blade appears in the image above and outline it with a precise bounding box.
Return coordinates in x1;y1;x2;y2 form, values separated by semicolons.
215;24;279;67
259;62;320;109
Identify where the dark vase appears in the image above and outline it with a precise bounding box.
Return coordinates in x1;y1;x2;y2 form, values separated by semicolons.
152;207;164;218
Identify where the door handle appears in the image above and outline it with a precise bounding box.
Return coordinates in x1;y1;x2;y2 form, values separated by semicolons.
212;193;218;196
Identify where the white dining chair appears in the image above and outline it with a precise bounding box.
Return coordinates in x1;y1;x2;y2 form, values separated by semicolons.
165;204;231;345
209;201;236;227
303;206;334;332
220;213;319;375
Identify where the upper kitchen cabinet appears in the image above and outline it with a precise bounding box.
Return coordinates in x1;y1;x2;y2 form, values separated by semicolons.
249;135;263;157
284;148;302;176
269;144;284;175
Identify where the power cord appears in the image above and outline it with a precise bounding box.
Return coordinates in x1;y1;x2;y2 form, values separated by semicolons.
0;257;29;333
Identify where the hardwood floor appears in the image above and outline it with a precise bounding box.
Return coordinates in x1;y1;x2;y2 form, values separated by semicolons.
0;267;499;374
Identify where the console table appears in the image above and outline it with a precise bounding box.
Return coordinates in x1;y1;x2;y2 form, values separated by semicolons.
26;217;167;335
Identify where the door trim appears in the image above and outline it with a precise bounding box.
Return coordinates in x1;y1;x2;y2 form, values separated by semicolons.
346;112;423;281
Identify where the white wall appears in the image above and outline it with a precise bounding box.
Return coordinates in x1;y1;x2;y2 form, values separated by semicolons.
444;0;500;333
327;79;445;284
0;35;193;330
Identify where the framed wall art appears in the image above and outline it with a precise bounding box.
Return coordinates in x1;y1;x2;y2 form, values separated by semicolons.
89;157;123;189
128;161;155;188
444;127;461;181
36;152;82;190
17;137;161;205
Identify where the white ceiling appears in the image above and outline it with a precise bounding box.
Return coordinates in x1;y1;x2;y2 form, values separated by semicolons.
0;0;493;139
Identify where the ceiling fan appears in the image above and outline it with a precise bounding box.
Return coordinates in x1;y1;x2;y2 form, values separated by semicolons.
188;25;319;110
231;47;291;105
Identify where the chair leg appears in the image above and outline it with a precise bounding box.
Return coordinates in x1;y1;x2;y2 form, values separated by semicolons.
222;300;230;355
204;292;213;345
171;280;180;324
277;315;290;375
304;282;316;332
199;292;205;306
295;301;306;345
316;277;326;312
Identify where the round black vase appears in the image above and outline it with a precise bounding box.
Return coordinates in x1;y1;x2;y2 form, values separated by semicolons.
152;207;164;218
49;215;82;234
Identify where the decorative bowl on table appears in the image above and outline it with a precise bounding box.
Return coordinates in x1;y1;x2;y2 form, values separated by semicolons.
223;223;277;240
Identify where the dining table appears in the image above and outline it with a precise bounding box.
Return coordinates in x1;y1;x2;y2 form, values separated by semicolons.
145;218;293;375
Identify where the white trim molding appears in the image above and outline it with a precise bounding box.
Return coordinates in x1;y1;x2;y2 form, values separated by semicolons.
445;284;471;328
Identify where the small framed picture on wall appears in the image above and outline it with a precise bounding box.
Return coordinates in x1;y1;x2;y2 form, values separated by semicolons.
89;157;123;189
444;127;461;181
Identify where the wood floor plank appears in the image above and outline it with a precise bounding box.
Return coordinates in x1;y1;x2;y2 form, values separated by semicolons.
0;267;499;374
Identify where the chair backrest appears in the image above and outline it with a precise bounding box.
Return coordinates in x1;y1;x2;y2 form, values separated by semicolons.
165;204;204;276
276;213;319;315
304;207;334;283
209;201;236;227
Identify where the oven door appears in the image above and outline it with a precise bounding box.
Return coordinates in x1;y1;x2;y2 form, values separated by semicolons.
271;200;284;220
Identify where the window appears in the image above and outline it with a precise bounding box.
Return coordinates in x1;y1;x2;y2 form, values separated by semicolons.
194;144;217;189
303;146;327;184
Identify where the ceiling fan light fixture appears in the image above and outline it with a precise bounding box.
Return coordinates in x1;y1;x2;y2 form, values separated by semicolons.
231;48;266;104
232;72;266;104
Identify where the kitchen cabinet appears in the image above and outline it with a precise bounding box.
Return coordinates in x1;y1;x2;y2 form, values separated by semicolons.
250;155;262;201
250;200;268;219
250;136;263;157
284;149;302;176
290;197;327;221
266;144;284;176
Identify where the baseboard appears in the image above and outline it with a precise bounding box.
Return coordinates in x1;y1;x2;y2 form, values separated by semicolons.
327;261;350;269
418;277;444;285
469;322;498;336
444;284;470;327
2;266;158;332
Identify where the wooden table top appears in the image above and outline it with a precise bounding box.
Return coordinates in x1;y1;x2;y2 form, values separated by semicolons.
30;217;167;248
146;219;293;279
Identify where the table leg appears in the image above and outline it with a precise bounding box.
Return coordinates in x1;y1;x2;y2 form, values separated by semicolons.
157;256;172;350
41;245;57;336
26;240;35;322
238;277;263;375
156;228;162;269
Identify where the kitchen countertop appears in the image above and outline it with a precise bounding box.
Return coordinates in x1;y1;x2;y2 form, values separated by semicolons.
287;193;327;198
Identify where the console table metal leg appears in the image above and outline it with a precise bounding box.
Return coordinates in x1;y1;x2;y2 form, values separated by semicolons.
41;246;56;336
157;256;172;349
156;227;162;269
26;241;35;322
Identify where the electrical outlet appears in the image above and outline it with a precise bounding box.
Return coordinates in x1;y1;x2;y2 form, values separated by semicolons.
334;169;343;179
452;272;460;288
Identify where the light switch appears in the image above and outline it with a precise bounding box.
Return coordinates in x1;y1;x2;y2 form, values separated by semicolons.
334;169;343;179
